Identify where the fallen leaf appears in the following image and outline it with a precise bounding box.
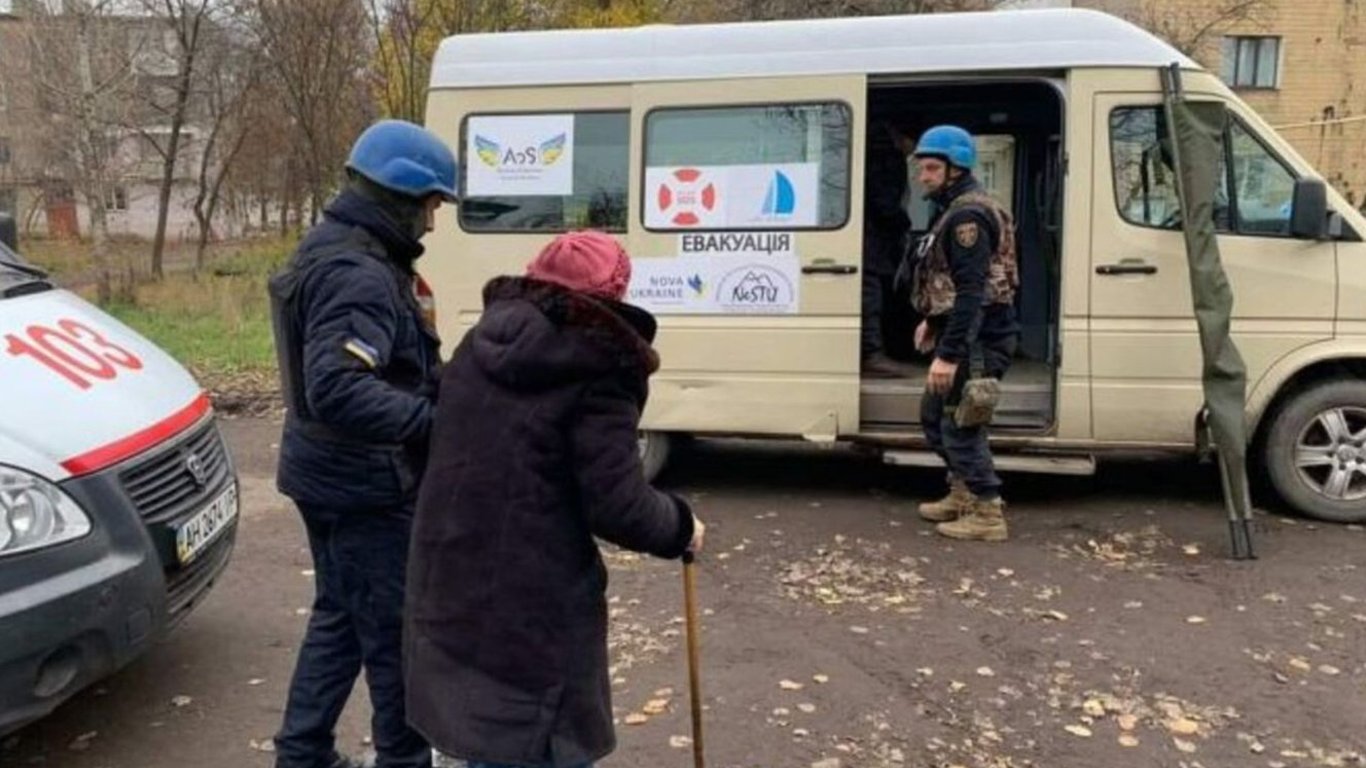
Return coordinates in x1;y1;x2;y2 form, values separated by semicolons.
249;739;275;753
247;678;265;686
1082;699;1106;718
792;728;810;737
1289;657;1312;672
1167;718;1200;736
813;674;830;684
916;667;934;677
779;679;805;691
797;703;817;714
1124;601;1144;609
669;735;692;749
1174;737;1198;753
1117;714;1139;731
1182;544;1201;556
1186;616;1207;625
171;696;193;708
643;699;670;715
773;707;791;717
301;569;315;577
976;666;996;677
1064;725;1093;738
654;687;674;698
949;681;967;693
1319;665;1341;676
624;713;649;725
849;626;870;635
1118;734;1140;747
997;568;1015;577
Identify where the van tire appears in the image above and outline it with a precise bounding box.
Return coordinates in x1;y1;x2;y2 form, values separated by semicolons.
639;431;672;483
1264;380;1366;523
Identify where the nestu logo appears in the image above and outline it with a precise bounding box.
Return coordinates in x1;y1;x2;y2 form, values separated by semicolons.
716;264;795;313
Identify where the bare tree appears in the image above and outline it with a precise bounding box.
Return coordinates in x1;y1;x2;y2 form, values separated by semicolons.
247;0;374;225
1126;0;1271;58
26;0;138;302
130;0;219;279
189;18;259;268
681;0;1001;23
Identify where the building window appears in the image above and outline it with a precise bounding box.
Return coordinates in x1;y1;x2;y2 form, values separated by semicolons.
643;102;851;231
1222;36;1281;89
104;185;128;212
0;138;10;165
0;187;16;217
459;111;629;233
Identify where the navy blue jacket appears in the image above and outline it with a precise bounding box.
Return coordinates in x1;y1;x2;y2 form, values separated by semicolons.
274;190;441;511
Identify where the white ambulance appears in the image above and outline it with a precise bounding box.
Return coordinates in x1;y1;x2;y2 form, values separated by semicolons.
0;226;238;734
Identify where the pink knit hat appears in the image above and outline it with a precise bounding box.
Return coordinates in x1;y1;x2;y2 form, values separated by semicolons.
526;230;632;301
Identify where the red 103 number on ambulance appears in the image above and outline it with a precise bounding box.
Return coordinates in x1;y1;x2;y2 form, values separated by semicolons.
5;318;145;390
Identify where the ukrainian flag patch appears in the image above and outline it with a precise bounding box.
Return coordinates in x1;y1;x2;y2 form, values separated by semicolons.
344;337;380;369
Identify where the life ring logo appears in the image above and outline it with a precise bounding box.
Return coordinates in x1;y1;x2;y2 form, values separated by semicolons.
716;264;796;313
656;168;718;227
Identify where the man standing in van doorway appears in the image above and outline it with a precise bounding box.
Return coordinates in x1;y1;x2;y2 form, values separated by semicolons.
910;125;1020;542
861;120;913;377
268;119;457;768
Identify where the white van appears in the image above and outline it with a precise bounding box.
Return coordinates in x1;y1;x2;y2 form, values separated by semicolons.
421;9;1366;523
0;226;238;734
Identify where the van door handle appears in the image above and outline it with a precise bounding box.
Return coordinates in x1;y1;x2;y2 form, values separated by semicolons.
1096;261;1158;276
802;263;859;275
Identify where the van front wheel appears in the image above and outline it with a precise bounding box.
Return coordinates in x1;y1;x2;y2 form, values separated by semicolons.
638;430;672;483
1264;380;1366;523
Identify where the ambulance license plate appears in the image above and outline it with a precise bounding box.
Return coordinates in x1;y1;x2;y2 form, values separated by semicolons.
175;484;238;565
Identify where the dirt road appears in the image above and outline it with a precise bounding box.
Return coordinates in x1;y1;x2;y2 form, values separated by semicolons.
4;418;1363;768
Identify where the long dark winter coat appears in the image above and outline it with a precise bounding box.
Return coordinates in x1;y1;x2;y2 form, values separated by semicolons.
404;276;693;768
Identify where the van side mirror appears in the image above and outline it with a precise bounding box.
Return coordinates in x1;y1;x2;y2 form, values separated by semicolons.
0;213;15;253
1290;178;1329;240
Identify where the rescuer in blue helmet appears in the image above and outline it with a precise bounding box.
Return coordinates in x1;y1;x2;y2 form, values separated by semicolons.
268;119;459;768
909;124;1021;543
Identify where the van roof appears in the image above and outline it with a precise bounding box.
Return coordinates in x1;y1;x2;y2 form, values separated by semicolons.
429;9;1196;90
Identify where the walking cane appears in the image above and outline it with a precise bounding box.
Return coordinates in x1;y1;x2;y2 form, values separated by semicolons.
682;552;705;768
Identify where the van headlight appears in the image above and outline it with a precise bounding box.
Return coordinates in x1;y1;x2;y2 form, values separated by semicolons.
0;466;91;557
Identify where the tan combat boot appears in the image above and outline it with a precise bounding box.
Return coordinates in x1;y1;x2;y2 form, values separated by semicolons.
936;496;1009;542
917;480;973;522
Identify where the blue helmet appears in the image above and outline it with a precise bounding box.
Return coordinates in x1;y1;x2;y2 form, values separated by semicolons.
346;120;459;202
913;125;977;171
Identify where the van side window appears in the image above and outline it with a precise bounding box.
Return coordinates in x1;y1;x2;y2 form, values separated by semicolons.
643;103;851;231
459;111;628;233
1229;120;1296;236
1110;106;1295;237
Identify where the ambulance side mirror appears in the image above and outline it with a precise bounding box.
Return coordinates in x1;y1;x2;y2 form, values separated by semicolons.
0;213;15;253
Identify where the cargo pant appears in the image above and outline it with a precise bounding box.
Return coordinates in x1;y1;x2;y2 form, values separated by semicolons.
921;338;1016;499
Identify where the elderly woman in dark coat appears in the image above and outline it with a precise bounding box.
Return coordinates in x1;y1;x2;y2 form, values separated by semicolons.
404;231;704;768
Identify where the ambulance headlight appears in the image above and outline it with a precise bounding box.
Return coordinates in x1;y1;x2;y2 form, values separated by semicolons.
0;466;91;557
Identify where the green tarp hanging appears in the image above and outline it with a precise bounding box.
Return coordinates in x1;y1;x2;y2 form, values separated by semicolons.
1160;65;1255;559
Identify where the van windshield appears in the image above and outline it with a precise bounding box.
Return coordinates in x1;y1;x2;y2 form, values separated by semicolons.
0;242;53;297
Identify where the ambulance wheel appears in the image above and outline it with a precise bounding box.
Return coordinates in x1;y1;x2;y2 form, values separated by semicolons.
638;430;672;483
1264;379;1366;523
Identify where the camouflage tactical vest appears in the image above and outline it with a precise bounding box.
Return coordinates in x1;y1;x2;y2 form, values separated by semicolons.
912;192;1019;317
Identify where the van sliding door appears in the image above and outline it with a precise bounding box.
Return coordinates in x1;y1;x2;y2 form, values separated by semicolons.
628;76;865;441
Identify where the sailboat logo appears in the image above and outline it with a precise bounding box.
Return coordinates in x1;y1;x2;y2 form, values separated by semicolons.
760;171;797;217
